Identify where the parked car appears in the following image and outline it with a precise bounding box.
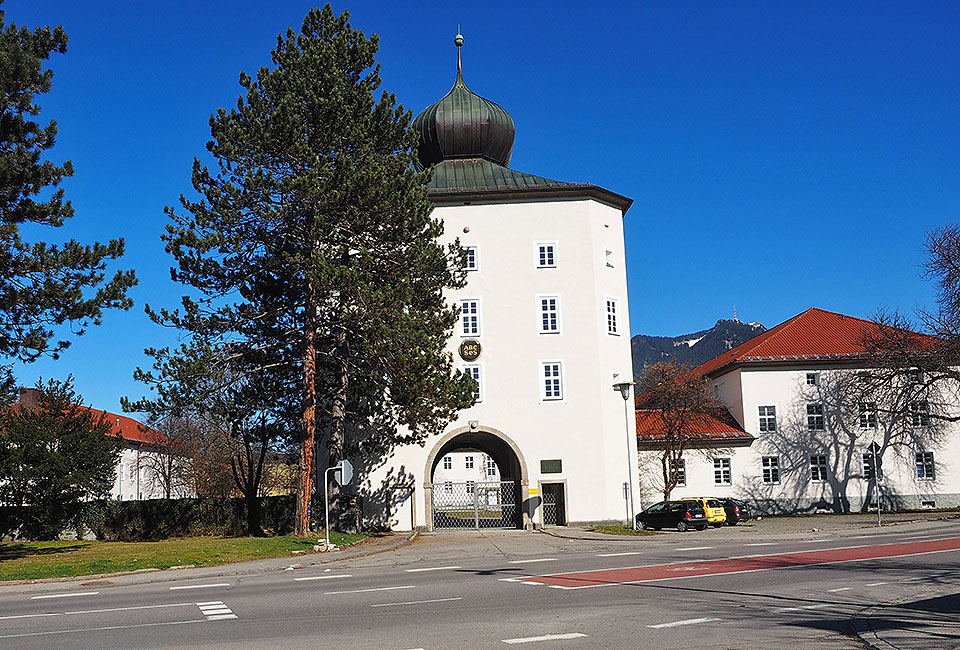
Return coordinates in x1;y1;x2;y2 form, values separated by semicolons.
721;498;751;525
636;500;709;532
680;497;727;527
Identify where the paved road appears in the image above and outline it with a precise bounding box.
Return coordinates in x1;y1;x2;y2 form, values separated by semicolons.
0;518;957;649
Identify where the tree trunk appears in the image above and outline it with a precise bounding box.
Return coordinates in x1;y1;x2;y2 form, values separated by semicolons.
246;493;264;537
294;298;318;537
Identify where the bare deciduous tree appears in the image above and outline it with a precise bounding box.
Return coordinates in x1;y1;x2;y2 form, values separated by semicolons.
635;361;726;500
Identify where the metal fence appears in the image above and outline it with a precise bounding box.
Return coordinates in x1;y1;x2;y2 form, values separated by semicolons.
432;481;519;529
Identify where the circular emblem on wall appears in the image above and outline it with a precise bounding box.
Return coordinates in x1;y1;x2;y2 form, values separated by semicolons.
459;339;482;361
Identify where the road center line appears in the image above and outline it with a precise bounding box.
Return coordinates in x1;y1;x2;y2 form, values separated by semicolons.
745;543;775;547
827;587;851;592
294;574;353;581
597;552;643;557
324;585;416;595
169;583;230;591
648;617;719;629
502;632;587;644
0;602;197;621
776;604;829;613
866;582;888;586
0;619;204;640
675;547;713;552
30;592;99;600
405;566;461;572
509;558;558;564
372;597;463;608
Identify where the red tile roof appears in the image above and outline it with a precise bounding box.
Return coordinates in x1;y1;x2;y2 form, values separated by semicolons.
81;407;163;445
10;389;163;445
635;408;753;442
692;307;935;377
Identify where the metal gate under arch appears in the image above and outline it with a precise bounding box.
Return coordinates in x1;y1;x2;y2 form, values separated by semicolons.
432;480;520;529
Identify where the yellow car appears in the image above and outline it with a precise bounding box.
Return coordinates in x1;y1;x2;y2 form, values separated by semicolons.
681;497;727;527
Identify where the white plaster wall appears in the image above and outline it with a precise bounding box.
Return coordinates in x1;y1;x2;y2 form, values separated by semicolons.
364;196;636;529
110;445;183;501
682;364;960;511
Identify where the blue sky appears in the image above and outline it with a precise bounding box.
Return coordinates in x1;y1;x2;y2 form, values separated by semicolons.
8;1;960;412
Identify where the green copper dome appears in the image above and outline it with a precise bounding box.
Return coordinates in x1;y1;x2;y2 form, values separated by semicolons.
412;35;515;169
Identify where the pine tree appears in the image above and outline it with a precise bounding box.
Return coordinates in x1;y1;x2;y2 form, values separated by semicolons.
0;4;136;375
0;377;121;540
147;5;474;535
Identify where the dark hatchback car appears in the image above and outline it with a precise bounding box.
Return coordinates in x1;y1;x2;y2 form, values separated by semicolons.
636;500;709;532
721;498;751;525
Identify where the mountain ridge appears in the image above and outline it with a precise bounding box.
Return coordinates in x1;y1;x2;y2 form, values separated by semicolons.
631;318;766;379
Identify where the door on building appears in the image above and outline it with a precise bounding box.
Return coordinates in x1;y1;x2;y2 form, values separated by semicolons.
541;482;566;526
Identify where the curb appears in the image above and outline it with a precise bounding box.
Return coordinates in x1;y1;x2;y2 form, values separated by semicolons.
0;531;420;589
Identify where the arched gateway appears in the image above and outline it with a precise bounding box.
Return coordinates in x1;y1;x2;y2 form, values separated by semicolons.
424;425;529;531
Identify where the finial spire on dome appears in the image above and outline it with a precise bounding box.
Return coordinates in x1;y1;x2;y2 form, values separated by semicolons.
411;30;515;169
454;28;464;78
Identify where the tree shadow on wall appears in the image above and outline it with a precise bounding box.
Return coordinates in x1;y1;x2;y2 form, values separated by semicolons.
737;370;950;514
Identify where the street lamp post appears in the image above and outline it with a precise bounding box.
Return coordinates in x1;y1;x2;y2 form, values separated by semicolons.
614;382;637;530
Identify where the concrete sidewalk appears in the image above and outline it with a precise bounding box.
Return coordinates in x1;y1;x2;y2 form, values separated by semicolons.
544;509;960;541
3;509;956;590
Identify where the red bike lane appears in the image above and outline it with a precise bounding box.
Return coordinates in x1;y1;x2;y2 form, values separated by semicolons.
525;536;960;589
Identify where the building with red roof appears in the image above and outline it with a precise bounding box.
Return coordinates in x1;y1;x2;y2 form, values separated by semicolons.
13;389;189;501
636;308;960;513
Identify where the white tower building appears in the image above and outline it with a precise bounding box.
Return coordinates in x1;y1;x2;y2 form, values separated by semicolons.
362;35;635;530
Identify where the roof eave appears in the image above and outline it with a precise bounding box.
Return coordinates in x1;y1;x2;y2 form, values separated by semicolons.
429;185;634;215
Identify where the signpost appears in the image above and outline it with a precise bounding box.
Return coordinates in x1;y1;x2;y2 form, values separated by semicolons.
324;459;354;549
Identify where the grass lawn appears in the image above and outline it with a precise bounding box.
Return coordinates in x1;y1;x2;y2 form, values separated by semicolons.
0;530;367;582
587;525;659;536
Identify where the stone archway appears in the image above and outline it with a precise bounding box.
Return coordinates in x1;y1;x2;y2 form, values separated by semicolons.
424;424;530;531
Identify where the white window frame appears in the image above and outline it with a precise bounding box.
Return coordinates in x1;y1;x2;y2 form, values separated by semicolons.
486;457;497;477
535;241;557;269
758;405;777;433
807;403;825;431
442;456;452;470
859;401;877;430
538;295;561;334
916;451;935;480
671;458;686;487
806;373;819;386
761;456;780;484
910;400;930;427
466;480;475;494
713;457;732;486
540;360;564;401
464;245;479;272
459;298;481;337
465;455;474;470
810;454;828;482
605;297;619;335
443;481;452;494
462;363;483;403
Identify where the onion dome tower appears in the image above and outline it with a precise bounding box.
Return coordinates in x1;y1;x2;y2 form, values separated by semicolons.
412;32;631;211
412;32;515;169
